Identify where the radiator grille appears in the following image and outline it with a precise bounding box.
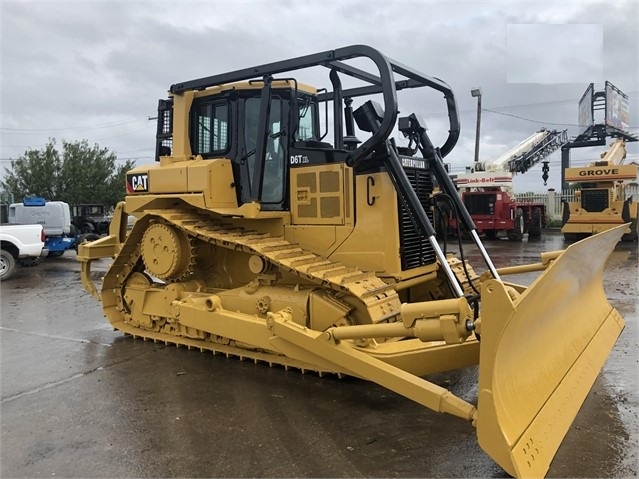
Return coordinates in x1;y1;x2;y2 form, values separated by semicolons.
463;193;495;215
582;189;608;212
398;166;436;269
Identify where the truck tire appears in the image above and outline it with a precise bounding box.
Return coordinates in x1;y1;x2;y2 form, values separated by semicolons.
528;207;542;239
0;249;16;281
96;221;110;235
507;208;524;241
84;233;100;242
81;223;94;234
564;232;585;242
621;219;638;242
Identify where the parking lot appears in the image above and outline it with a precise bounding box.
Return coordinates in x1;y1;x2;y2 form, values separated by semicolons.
1;230;637;478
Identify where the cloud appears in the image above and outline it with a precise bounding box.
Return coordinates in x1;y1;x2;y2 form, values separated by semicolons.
506;24;604;84
1;0;637;193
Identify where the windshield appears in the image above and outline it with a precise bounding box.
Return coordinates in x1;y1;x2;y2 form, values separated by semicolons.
244;97;285;204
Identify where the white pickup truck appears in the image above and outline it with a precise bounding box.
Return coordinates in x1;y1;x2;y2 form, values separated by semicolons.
0;224;47;280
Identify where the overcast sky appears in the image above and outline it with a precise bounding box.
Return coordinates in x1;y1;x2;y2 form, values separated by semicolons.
1;0;637;193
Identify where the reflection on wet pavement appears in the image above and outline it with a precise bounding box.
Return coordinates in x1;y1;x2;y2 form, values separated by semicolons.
1;231;637;478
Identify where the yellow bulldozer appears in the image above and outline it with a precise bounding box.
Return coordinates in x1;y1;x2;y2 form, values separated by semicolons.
78;45;626;478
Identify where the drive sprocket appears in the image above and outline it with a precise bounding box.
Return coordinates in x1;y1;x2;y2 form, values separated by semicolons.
141;222;194;280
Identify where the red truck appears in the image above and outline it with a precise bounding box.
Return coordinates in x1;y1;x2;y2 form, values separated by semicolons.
450;172;544;240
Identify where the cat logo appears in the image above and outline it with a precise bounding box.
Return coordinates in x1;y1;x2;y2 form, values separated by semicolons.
126;173;149;193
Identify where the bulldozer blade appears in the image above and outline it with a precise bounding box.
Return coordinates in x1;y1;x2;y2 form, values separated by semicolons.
476;224;626;478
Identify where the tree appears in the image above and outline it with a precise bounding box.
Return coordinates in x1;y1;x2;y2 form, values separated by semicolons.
1;139;62;201
0;139;135;208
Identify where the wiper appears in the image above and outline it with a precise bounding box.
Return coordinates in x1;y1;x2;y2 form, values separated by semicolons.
239;130;285;164
238;148;256;164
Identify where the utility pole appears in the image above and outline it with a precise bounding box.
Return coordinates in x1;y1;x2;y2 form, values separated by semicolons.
471;88;482;165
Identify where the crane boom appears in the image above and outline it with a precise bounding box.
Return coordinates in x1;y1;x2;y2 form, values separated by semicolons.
596;138;627;166
472;128;568;174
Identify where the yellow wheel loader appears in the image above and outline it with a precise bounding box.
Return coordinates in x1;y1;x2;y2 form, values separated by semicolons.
78;45;626;478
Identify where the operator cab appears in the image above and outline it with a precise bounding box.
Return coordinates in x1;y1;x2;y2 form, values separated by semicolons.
156;74;367;212
163;80;344;211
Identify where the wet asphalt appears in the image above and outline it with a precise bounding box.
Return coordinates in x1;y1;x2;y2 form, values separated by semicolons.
1;229;637;478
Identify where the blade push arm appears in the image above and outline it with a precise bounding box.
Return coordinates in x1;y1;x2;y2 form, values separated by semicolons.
399;113;501;281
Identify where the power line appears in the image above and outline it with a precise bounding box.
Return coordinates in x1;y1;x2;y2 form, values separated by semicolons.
117;147;155;154
485;91;638;112
0;124;155;153
483;108;639;129
0;115;151;134
483;108;578;126
94;124;155;142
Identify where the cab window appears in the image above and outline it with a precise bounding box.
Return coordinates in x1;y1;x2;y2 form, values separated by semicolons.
296;96;317;141
192;101;229;155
